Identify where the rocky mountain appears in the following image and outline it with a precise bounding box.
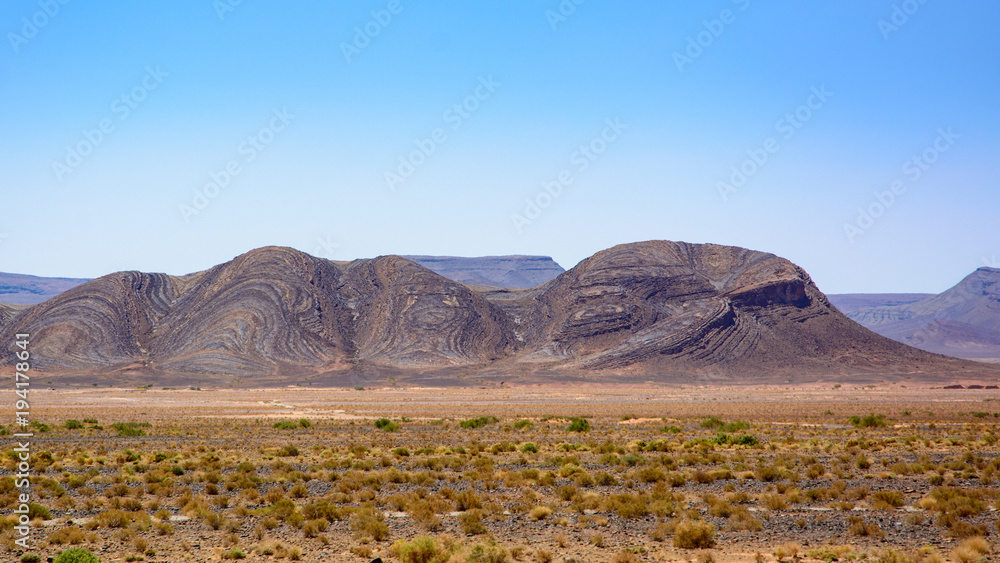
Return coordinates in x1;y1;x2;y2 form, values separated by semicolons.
0;272;89;305
841;268;1000;363
0;255;563;305
478;241;983;379
0;247;515;378
402;255;564;289
827;293;934;314
0;302;23;327
1;242;995;384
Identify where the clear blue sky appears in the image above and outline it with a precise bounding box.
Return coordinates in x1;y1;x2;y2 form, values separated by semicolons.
1;1;998;293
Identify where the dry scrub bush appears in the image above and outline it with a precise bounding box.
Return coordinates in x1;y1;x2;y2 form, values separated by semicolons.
409;500;443;531
528;506;552;521
871;490;905;509
847;516;886;539
951;537;990;563
349;507;389;541
390;535;453;563
47;526;94;545
649;521;674;542
726;506;763;532
602;493;649;519
460;509;487;535
673;519;715;549
611;550;642;563
773;542;800;561
466;540;509;563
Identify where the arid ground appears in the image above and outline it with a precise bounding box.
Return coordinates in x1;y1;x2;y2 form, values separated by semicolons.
5;383;1000;563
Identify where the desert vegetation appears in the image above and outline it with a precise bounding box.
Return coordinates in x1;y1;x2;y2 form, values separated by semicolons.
2;385;999;562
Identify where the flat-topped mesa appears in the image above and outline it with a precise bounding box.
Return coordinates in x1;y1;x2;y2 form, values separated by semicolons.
402;255;565;289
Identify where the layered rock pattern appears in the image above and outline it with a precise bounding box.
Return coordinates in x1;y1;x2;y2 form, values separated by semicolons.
1;242;993;380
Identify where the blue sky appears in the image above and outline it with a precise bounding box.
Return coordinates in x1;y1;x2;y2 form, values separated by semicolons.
1;1;997;293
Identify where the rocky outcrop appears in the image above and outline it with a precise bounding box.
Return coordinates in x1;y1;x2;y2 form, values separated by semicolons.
340;255;516;365
485;241;950;376
2;242;995;382
0;247;515;376
1;271;178;371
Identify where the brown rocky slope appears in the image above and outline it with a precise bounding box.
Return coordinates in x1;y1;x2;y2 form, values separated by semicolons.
0;247;515;378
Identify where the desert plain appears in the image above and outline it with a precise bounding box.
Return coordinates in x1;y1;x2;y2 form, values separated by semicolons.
4;382;1000;563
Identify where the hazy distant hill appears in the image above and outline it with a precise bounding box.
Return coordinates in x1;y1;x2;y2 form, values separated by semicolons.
842;268;1000;363
0;272;89;305
402;255;564;289
827;293;934;314
3;242;995;385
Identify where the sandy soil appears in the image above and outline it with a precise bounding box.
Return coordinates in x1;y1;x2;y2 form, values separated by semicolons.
4;383;999;562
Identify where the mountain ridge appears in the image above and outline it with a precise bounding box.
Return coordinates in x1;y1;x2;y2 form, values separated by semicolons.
0;272;90;305
2;242;997;385
841;267;1000;363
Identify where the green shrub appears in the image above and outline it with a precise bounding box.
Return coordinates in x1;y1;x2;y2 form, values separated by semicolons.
713;433;759;446
700;417;749;432
28;503;50;520
521;442;539;453
272;421;298;430
375;418;399;432
29;421;50;432
53;548;101;563
112;422;149;437
221;548;246;560
848;414;887;428
513;419;534;430
567;417;591;432
467;541;509;563
298;419;311;428
490;442;515;453
460;416;500;429
64;420;84;430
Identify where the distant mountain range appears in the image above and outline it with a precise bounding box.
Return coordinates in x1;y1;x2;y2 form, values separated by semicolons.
401;255;564;289
826;293;934;313
0;272;90;305
829;268;1000;364
2;241;994;386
